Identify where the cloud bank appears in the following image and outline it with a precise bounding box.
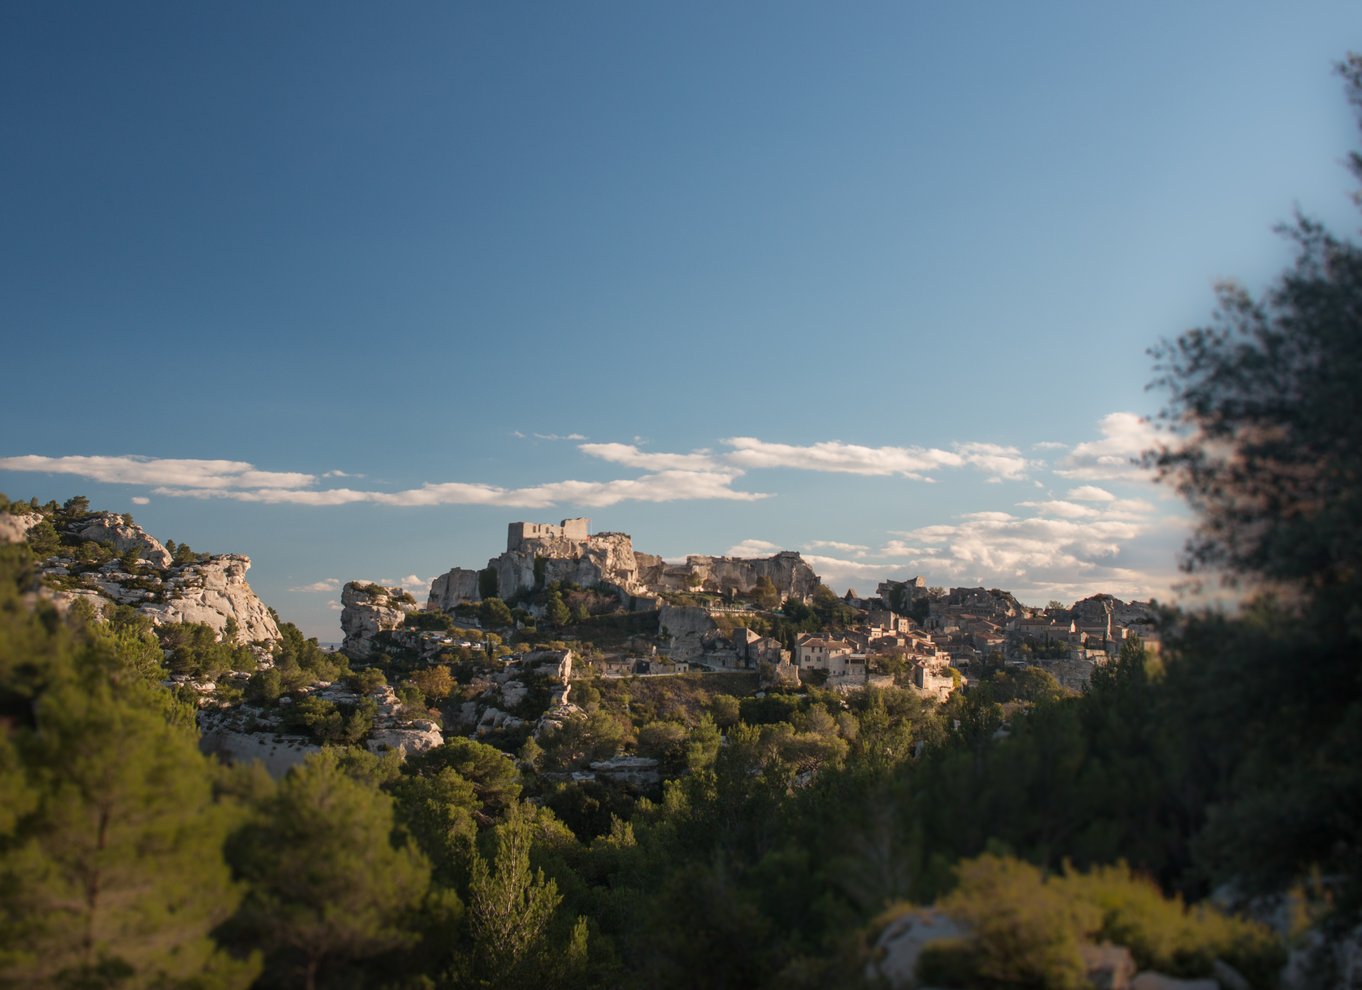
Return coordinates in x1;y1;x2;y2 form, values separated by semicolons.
0;412;1154;514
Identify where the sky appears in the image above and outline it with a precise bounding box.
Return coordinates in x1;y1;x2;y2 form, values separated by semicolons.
2;3;1359;640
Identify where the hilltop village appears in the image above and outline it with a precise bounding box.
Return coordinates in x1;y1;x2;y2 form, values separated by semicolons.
332;517;1160;773
3;502;1159;777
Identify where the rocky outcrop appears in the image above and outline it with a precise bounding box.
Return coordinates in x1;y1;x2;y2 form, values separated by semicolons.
0;512;40;544
28;510;279;643
760;656;801;689
74;512;173;568
867;909;970;988
658;605;719;661
428;567;481;610
944;585;1026;619
498;530;648;601
340;582;418;660
199;682;443;775
144;555;281;643
587;755;661;790
426;519;821;614
639;550;820;601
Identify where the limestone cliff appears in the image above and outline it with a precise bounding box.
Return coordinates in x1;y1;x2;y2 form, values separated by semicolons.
427;518;819;611
494;530;647;601
21;509;279;644
428;567;481;611
658;604;719;661
340;582;419;660
143;555;281;643
639;550;819;600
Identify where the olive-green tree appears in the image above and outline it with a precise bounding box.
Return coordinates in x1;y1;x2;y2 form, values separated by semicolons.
226;750;430;990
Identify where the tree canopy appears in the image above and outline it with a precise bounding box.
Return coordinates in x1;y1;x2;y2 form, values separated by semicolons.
1147;53;1362;619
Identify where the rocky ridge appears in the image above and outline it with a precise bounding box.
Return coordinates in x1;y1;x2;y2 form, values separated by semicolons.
427;518;820;614
199;681;443;776
7;508;279;644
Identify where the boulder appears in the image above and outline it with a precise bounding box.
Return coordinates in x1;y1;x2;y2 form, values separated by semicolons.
0;512;40;545
1083;943;1136;990
75;511;173;568
339;582;418;659
588;755;661;790
367;721;443;757
866;908;969;988
500;680;529;709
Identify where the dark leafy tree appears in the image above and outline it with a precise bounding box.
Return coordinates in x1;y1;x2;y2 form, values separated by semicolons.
1142;54;1362;903
546;589;570;628
480;597;513;630
1146;54;1362;616
0;551;256;989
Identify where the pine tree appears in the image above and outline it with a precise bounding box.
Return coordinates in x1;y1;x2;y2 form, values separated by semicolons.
464;809;563;988
227;749;430;990
0;580;257;988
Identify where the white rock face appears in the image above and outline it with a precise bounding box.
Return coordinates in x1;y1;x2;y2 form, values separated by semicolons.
45;588;114;620
199;683;443;774
428;567;481;610
588;755;661;789
339;582;419;660
0;512;40;544
867;909;969;988
367;721;444;757
476;707;525;736
144;555;281;643
199;719;322;776
658;605;719;660
75;512;174;568
500;680;529;709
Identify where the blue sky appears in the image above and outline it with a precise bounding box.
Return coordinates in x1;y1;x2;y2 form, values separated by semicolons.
3;3;1358;639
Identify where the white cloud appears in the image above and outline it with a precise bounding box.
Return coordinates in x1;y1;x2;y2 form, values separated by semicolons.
1032;441;1067;451
955;442;1031;481
1017;499;1100;519
877;540;922;558
533;432;587;441
290;578;342;593
725;538;783;557
130;496;150;505
882;496;1181;604
1066;485;1117;502
579;442;721;472
720;437;1028;482
153;469;767;509
0;454;315;490
723;436;963;479
805;539;869;555
4;450;765;509
802;553;904;586
1055;413;1160;482
326;600;343;611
